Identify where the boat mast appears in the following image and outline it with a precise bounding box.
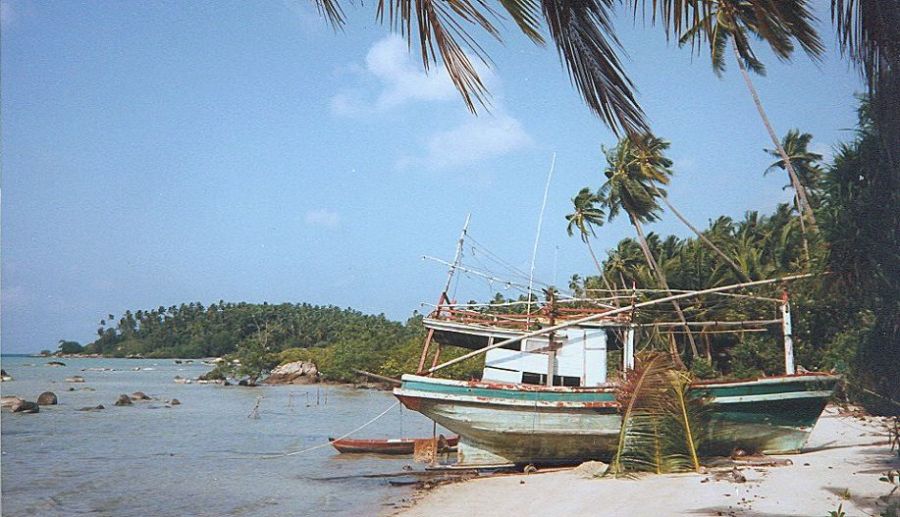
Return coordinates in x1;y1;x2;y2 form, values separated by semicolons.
526;153;556;325
781;290;795;375
417;214;471;374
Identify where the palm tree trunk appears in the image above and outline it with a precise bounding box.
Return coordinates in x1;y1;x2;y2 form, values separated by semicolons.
731;40;818;235
629;215;699;361
651;184;750;283
585;239;620;307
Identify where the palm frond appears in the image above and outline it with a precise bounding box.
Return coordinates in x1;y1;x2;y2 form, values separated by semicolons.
498;0;545;44
832;0;898;92
311;0;346;30
541;0;648;137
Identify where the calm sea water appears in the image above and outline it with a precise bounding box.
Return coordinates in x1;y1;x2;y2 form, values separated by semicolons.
0;356;442;516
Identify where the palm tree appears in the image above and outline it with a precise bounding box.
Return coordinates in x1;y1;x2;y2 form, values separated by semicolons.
627;135;751;283
598;136;699;360
676;0;822;236
566;187;607;276
764;129;823;198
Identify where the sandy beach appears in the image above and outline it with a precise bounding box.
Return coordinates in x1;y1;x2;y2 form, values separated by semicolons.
397;407;900;516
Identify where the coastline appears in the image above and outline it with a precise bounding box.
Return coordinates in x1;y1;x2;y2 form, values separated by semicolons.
394;407;900;516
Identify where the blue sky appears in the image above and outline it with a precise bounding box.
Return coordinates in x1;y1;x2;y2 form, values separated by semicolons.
1;1;864;353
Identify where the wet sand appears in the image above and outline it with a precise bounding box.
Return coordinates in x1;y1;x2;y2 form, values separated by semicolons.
396;407;900;516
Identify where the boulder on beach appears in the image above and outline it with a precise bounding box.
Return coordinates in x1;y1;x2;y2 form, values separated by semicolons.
573;461;609;479
130;391;151;401
1;396;24;408
262;361;319;385
78;404;105;411
36;392;58;405
11;400;40;413
114;394;133;406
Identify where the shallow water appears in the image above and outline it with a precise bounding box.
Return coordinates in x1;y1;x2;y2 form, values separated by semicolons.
0;356;442;516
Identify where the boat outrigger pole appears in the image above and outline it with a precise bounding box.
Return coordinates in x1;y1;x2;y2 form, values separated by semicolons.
417;214;471;374
427;273;816;374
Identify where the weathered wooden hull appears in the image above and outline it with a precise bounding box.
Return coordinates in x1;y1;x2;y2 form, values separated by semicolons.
394;373;839;466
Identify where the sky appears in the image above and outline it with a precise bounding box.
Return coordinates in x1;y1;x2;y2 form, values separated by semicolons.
1;1;864;353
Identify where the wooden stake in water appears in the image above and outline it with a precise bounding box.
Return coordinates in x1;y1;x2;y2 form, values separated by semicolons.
248;396;262;419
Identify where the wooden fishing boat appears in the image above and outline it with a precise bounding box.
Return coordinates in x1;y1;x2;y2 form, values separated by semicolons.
329;435;458;455
395;372;839;466
396;222;839;467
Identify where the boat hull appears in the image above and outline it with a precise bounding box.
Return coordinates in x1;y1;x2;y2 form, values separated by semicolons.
394;373;839;466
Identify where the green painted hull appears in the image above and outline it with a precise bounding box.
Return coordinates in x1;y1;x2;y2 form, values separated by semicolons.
395;374;839;466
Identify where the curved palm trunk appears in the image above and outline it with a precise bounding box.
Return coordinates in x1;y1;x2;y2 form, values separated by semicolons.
651;184;750;283
731;40;818;237
629;215;699;362
585;238;620;307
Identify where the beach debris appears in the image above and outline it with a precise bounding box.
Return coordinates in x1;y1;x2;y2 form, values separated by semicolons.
130;391;151;401
78;405;105;411
36;392;58;405
573;461;610;479
263;361;319;385
65;376;86;383
114;394;133;406
47;361;66;367
1;369;12;382
1;396;24;408
11;400;40;413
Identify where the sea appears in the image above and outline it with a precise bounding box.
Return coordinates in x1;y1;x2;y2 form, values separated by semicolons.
0;355;444;516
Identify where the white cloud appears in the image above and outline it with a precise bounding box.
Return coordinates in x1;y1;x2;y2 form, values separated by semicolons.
304;208;341;228
398;112;532;170
330;34;494;116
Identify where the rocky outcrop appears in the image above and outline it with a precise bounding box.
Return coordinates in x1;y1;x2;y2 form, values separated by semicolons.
263;361;319;385
114;394;133;406
11;400;40;413
37;392;58;405
1;396;24;408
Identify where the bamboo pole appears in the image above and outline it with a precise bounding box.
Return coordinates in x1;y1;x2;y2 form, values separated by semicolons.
427;273;814;374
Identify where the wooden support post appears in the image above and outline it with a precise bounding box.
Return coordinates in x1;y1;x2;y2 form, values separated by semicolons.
781;291;795;375
624;326;635;371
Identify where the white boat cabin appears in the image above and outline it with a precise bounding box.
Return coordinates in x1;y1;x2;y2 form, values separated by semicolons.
424;318;635;387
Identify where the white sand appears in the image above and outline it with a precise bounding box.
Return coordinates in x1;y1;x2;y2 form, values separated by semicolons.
397;407;900;516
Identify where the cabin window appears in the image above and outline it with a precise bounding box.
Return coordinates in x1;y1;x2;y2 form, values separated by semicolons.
521;372;581;387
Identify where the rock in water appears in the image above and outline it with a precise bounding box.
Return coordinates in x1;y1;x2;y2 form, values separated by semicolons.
130;391;151;401
114;394;133;406
11;400;40;413
1;369;12;382
78;405;105;411
65;376;85;383
47;361;66;367
1;396;24;408
36;392;58;405
573;461;609;479
169;398;181;406
262;361;319;385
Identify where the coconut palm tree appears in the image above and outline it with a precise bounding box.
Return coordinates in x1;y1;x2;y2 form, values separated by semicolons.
764;129;823;198
598;137;699;360
566;187;620;302
676;0;822;235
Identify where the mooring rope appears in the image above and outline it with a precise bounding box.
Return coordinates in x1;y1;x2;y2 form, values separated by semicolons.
259;401;401;459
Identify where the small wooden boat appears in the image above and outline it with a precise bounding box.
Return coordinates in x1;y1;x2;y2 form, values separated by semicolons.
329;435;459;455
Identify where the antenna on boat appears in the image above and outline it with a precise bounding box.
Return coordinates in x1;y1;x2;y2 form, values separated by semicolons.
526;153;556;324
417;214;470;374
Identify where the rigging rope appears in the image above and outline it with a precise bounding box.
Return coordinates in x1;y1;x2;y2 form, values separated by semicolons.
259;401;400;459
